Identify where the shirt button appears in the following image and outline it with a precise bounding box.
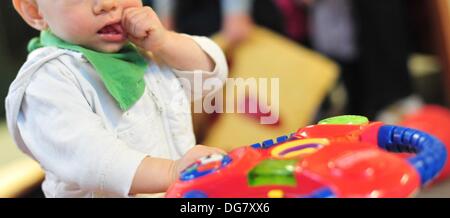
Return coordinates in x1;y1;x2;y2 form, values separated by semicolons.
79;56;89;63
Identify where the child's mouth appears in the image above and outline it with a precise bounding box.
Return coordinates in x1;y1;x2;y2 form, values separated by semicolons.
97;23;127;42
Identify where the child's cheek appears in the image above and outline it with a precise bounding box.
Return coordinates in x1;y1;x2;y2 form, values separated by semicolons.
66;18;94;35
56;16;97;44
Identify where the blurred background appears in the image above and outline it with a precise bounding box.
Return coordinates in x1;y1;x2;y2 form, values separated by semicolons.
1;0;450;198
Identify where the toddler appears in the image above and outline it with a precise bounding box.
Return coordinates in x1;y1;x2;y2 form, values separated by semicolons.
5;0;228;197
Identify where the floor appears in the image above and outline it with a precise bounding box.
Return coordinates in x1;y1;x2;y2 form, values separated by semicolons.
417;179;450;198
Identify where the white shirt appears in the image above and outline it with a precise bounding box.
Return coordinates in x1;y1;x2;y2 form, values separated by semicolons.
5;35;228;198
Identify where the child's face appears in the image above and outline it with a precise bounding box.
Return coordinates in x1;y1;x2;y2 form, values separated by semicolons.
35;0;143;53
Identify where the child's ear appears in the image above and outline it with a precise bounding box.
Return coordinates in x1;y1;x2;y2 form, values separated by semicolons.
12;0;48;30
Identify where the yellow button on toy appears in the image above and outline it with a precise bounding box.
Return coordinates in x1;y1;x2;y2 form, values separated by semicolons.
268;190;284;198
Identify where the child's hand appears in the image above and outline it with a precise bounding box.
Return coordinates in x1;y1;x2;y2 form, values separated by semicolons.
122;6;168;52
172;145;227;182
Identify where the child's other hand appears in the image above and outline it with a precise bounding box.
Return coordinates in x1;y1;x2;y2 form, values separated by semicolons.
222;14;253;46
172;145;226;182
122;6;168;52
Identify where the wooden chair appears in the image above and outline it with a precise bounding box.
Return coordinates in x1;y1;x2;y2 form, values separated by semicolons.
195;26;339;151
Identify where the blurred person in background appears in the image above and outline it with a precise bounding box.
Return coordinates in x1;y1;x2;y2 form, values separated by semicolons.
272;0;309;44
301;0;422;121
146;0;423;122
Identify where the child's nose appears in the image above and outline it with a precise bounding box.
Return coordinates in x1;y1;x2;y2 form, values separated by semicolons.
93;0;119;15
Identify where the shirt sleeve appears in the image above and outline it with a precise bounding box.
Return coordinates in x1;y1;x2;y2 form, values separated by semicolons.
17;59;148;197
169;35;229;102
221;0;254;15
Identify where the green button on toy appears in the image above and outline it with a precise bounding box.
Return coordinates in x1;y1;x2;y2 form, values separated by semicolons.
319;115;369;125
248;159;298;187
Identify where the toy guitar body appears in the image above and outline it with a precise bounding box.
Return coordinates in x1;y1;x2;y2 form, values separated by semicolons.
166;116;447;198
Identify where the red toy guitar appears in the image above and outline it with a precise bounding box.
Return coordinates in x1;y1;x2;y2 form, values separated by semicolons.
166;116;447;198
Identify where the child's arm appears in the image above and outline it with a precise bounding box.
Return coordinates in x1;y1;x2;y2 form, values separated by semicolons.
122;6;228;102
19;65;225;196
130;145;226;195
122;6;215;72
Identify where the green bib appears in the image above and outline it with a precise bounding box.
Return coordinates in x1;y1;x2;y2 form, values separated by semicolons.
28;31;148;111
